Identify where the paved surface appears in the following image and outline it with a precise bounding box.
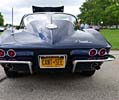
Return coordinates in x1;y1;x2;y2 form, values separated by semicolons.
0;51;119;100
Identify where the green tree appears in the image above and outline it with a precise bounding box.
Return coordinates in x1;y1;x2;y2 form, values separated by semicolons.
105;4;119;28
78;0;119;27
0;12;4;26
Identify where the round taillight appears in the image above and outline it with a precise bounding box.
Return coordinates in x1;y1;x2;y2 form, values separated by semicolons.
0;49;5;57
7;49;16;57
98;48;106;56
89;49;97;56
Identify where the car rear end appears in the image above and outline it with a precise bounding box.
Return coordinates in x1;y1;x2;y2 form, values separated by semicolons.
0;47;115;75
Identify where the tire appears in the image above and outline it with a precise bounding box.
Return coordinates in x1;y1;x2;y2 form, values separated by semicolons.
4;67;18;78
80;70;95;77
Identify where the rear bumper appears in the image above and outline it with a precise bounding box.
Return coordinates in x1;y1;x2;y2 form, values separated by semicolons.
0;61;32;74
72;55;115;72
0;55;115;74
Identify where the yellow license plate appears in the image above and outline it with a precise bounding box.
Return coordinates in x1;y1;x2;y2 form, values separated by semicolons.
39;55;66;68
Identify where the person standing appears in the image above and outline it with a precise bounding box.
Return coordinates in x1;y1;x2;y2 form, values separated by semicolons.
80;23;84;30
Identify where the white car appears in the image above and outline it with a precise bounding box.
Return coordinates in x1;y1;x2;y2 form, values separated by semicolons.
0;26;5;32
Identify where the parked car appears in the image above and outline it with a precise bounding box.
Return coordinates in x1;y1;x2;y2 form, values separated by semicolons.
89;25;101;31
0;8;115;78
0;26;5;32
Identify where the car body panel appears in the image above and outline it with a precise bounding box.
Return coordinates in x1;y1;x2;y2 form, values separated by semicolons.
0;29;110;48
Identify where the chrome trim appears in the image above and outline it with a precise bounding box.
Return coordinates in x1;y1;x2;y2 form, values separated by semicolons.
0;61;32;74
72;55;115;73
0;49;5;57
88;48;97;56
7;49;16;57
98;48;107;56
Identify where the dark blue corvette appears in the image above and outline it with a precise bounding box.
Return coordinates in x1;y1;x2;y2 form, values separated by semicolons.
0;8;115;78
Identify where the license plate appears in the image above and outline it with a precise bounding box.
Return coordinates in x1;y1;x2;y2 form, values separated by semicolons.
39;55;66;68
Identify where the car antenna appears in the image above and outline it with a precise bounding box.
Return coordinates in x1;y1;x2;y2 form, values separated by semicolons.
11;7;17;43
11;7;14;34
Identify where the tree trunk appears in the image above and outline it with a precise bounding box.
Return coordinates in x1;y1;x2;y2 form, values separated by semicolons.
116;25;118;29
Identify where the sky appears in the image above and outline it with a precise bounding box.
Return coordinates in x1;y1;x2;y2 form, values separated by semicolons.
0;0;85;25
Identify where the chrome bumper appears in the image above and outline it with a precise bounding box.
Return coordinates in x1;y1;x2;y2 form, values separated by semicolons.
0;61;32;74
72;55;115;72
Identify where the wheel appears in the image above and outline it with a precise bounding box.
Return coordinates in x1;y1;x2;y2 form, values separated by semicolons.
4;67;18;78
80;70;95;77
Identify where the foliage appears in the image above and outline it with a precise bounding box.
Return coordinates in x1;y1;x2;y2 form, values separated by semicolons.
0;12;4;26
105;4;119;27
78;0;119;27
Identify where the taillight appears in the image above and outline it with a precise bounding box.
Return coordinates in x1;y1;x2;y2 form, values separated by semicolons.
98;48;106;56
89;49;97;56
7;49;16;57
0;49;5;57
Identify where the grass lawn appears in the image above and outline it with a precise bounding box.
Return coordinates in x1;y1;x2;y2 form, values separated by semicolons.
100;29;119;50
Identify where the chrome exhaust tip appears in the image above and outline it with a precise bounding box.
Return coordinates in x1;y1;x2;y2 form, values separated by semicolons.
5;64;14;69
91;63;100;70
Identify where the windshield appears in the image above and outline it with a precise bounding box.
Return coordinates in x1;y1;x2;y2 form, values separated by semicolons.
17;13;77;44
22;13;77;27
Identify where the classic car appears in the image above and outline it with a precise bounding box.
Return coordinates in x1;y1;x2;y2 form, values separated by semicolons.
0;6;115;78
